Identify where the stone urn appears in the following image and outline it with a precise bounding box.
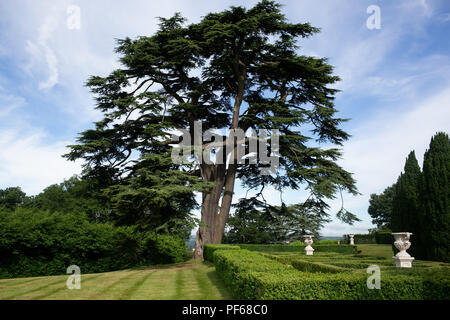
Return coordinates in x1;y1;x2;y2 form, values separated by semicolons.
392;232;415;268
303;235;314;255
348;234;355;245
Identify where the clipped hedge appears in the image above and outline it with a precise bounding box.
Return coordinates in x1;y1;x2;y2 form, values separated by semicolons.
203;244;240;262
238;244;357;254
375;231;393;244
290;260;349;274
328;260;394;268
315;239;340;245
263;252;390;272
212;249;450;300
268;255;349;274
212;249;291;299
239;244;304;252
353;234;376;244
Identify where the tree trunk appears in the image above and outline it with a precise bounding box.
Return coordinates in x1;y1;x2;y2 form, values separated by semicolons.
194;163;237;259
194;56;244;259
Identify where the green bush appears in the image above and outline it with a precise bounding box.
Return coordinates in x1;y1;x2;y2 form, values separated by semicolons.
237;243;356;254
315;239;340;245
203;244;240;262
144;234;188;264
266;254;349;273
212;249;449;300
239;244;304;252
0;208;187;278
289;239;340;245
375;231;392;244
264;252;390;271
353;234;376;244
287;240;304;246
212;249;291;299
290;260;349;273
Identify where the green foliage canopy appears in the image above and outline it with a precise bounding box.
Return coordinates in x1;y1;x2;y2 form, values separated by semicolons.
368;184;394;230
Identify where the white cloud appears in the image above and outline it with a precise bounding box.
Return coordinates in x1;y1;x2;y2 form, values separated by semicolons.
0;91;25;117
342;87;450;194
409;0;433;17
438;13;450;22
24;13;60;90
38;46;59;90
0;128;81;195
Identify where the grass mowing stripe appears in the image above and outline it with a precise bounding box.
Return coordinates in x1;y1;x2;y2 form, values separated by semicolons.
0;277;45;288
1;261;233;300
146;267;179;299
2;277;65;300
192;266;211;300
31;274;104;300
86;270;145;300
173;269;185;299
118;271;155;300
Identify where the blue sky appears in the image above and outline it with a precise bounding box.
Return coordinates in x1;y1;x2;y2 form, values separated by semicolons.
0;0;449;236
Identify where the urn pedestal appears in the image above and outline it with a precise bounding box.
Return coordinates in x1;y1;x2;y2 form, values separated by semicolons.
303;235;314;255
392;232;415;268
348;234;355;245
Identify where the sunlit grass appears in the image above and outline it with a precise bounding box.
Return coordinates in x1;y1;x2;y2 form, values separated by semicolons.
0;260;231;300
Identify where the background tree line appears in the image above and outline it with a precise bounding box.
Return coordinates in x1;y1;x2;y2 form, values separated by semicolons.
0;175;195;278
0;175;196;241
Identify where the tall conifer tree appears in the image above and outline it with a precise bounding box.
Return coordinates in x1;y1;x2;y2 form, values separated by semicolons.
421;132;450;262
391;151;424;258
65;1;358;258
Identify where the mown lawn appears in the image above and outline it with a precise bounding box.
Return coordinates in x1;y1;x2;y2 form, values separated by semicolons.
356;244;394;259
0;260;232;300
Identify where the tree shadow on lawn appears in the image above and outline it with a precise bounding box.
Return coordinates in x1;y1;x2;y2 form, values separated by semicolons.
203;261;233;300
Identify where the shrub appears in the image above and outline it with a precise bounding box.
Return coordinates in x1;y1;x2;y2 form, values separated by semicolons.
212;249;449;300
237;243;356;254
353;234;376;244
375;231;392;244
203;244;240;262
315;239;340;245
288;240;305;246
266;254;349;273
212;249;292;299
144;234;188;264
290;260;349;273
289;239;341;245
239;244;304;252
0;208;186;278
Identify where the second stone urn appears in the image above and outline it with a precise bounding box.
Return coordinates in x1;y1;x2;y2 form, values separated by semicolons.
392;232;415;268
348;234;355;245
303;235;314;255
